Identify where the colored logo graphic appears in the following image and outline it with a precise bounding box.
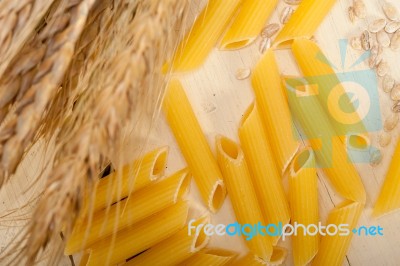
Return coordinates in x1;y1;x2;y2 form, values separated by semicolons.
284;39;382;166
188;220;384;241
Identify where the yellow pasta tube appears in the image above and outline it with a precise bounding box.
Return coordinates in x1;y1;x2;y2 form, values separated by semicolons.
269;247;288;265
171;0;242;72
79;252;90;266
85;201;188;266
274;0;337;47
312;201;364;266
345;133;371;164
285;78;366;203
373;139;400;217
346;134;369;151
238;103;290;245
291;39;366;137
232;247;287;266
179;249;237;266
289;148;319;266
232;254;265;266
252;49;299;173
124;216;209;266
216;135;273;261
163;79;226;213
65;169;191;255
219;0;279;50
85;147;168;213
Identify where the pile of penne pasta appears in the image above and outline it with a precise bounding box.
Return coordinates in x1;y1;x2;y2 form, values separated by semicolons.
66;148;236;265
67;0;400;265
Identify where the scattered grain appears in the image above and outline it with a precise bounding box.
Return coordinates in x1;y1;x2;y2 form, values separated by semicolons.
361;30;371;50
382;2;399;21
261;23;280;38
349;6;356;23
354;0;367;19
385;21;400;33
377;61;389;76
379;132;392;147
259;37;271;54
280;6;294;24
391;30;400;50
370;149;383;167
350;36;362;50
235;68;251;80
383;75;395;93
390;84;400;101
392;101;400;113
369;19;386;33
384;113;399;131
377;30;390;47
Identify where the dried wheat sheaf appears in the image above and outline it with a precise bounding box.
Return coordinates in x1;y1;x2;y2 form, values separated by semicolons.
0;0;188;264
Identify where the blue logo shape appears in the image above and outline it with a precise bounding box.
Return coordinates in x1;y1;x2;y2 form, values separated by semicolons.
285;40;382;167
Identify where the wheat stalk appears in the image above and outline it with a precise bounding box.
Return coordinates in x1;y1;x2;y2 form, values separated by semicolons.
0;0;95;186
13;0;188;264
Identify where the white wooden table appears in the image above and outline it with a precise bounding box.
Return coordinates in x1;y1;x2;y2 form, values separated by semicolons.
156;0;400;265
1;0;400;265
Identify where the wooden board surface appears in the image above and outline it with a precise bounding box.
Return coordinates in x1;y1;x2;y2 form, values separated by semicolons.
1;0;400;265
154;0;400;265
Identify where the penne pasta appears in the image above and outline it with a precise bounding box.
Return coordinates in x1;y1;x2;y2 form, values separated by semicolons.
373;139;400;217
269;247;288;265
65;169;191;255
285;77;366;203
179;249;237;266
238;103;290;245
84;147;168;213
163;79;226;213
79;252;90;266
85;201;188;266
171;0;242;72
312;201;364;266
289;148;319;266
216;135;273;261
346;134;371;164
124;216;209;266
274;0;337;47
219;0;279;50
291;39;366;138
232;247;287;266
252;49;299;173
232;253;265;266
347;134;369;150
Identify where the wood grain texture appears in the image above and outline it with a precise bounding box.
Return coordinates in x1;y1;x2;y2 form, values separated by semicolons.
1;0;400;265
169;0;400;265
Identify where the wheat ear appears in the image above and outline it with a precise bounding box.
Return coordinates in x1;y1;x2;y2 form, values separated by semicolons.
0;0;56;78
44;0;115;138
0;0;95;186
